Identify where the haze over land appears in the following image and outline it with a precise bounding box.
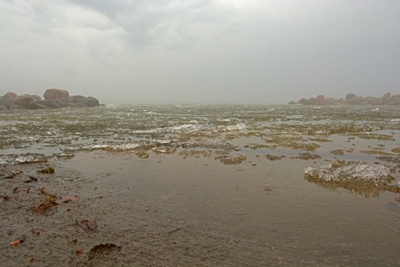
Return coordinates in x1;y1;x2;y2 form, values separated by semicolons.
1;0;399;104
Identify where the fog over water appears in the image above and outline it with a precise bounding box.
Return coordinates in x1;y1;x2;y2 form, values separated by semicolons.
1;0;399;104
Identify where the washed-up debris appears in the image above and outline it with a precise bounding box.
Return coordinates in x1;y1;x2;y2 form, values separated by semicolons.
35;199;57;215
10;235;26;246
89;243;121;259
18;159;48;165
39;187;57;198
12;171;21;175
37;167;55;173
71;237;77;242
55;195;78;205
78;220;98;233
1;175;14;179
13;187;19;193
1;195;11;200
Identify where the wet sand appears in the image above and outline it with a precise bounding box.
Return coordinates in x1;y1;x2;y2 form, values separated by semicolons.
1;150;400;267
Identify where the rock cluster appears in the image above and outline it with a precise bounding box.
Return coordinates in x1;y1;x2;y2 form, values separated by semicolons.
0;89;100;110
290;93;400;106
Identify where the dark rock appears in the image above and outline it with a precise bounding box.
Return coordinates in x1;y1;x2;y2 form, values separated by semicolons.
0;105;8;110
28;100;60;109
325;97;336;105
390;94;400;104
308;98;317;105
288;101;297;105
0;95;15;108
53;99;68;108
315;95;325;104
74;102;87;108
15;94;36;108
382;92;391;104
9;104;26;110
31;95;41;101
349;96;364;105
28;101;49;110
298;98;311;105
85;96;99;107
5;92;18;99
70;95;87;104
346;93;357;101
44;88;69;100
371;99;382;105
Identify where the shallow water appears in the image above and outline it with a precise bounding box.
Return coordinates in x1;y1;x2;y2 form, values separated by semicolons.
1;104;400;266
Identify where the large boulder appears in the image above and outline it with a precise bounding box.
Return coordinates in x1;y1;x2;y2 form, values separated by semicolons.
85;96;99;107
298;98;311;105
346;93;357;101
382;93;391;104
315;95;325;104
15;94;36;108
44;88;69;100
70;95;87;104
0;95;15;108
390;94;400;105
371;99;382;105
9;104;26;110
31;95;41;101
349;96;364;105
28;101;49;110
288;101;297;105
5;92;18;99
325;97;336;105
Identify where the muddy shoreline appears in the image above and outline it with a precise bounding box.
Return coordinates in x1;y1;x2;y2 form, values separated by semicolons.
0;159;294;267
1;153;400;267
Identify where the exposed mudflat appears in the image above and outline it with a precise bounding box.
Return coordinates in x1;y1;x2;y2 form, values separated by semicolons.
1;105;400;266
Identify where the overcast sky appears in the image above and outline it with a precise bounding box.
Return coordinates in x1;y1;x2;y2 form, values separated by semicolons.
1;0;399;104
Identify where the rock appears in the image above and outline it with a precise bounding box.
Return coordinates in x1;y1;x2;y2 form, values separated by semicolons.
371;99;382;105
5;92;18;99
74;102;87;108
9;104;26;110
31;95;41;101
85;96;99;107
70;95;87;104
28;101;49;110
0;105;8;110
53;99;68;108
298;98;309;105
349;96;364;105
44;88;69;100
308;98;317;105
0;95;15;108
15;94;36;108
390;94;400;104
382;92;391;104
325;97;336;105
315;95;325;104
41;100;61;109
346;93;357;101
288;101;297;105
